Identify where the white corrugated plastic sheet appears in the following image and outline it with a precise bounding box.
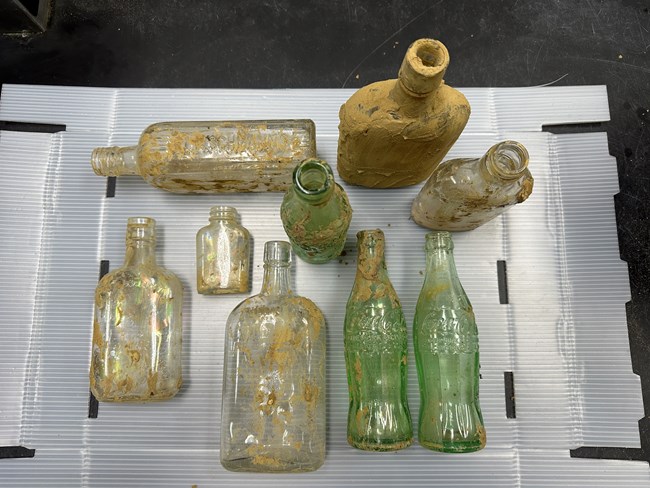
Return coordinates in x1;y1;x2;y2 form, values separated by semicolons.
0;84;647;486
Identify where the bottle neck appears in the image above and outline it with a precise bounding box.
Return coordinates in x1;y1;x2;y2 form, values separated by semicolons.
123;240;156;267
260;263;291;295
91;146;138;176
423;246;467;306
355;229;387;281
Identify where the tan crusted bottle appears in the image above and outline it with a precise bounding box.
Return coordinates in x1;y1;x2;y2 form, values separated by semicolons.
411;141;534;231
337;38;470;189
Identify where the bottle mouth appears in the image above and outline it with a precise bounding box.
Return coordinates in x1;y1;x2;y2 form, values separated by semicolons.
293;158;333;197
209;205;238;220
399;38;450;96
264;240;292;266
126;217;156;242
425;231;454;250
485;141;529;180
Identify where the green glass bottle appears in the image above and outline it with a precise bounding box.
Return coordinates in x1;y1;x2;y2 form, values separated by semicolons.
414;231;486;453
344;229;413;451
280;158;352;264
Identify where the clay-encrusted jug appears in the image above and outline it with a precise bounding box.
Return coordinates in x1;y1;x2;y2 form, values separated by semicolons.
337;38;470;189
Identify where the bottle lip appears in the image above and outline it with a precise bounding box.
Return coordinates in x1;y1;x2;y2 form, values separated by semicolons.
209;205;238;219
398;38;450;96
126;217;156;242
484;141;530;180
293;158;334;197
263;240;292;266
425;230;454;250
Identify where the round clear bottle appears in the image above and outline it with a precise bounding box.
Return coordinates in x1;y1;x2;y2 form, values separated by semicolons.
220;241;326;472
90;217;184;402
196;206;250;295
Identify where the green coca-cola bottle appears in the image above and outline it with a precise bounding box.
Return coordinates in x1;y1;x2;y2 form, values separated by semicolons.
343;229;413;451
414;231;486;453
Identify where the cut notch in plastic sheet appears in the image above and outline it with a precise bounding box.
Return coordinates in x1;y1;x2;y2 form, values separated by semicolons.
0;84;646;487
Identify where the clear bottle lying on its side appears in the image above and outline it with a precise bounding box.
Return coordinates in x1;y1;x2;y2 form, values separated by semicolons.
411;141;533;231
414;231;486;453
281;158;353;264
344;229;413;451
220;241;326;472
91;119;316;193
90;217;184;402
196;206;250;295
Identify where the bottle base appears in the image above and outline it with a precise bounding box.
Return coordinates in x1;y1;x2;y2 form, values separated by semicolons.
419;439;485;453
220;456;324;473
347;435;413;452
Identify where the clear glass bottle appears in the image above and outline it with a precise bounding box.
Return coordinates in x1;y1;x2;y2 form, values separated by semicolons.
413;231;485;452
196;206;250;295
338;38;471;188
280;158;352;264
220;241;326;472
411;141;534;231
90;217;184;402
91;119;316;193
344;229;413;451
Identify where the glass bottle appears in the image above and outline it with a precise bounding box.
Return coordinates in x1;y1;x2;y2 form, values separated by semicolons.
90;217;184;402
280;158;352;264
338;38;471;188
220;241;326;472
91;119;316;193
414;231;485;452
344;229;413;451
196;206;250;295
411;141;534;231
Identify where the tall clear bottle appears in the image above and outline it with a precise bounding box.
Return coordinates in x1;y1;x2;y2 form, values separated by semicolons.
196;206;250;295
414;231;485;452
344;229;413;451
90;217;184;402
411;141;533;231
91;119;316;193
220;241;326;472
280;158;352;264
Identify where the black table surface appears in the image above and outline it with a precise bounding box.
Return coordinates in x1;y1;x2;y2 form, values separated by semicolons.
1;0;648;465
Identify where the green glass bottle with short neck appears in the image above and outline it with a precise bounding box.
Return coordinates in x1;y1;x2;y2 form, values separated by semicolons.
414;231;486;452
343;229;413;451
280;158;352;264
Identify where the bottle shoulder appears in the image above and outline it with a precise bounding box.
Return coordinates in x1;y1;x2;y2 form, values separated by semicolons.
340;80;470;135
97;265;183;296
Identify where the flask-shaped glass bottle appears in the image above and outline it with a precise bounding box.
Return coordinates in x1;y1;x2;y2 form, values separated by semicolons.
414;231;485;452
220;241;326;472
344;229;413;451
196;206;250;295
90;217;184;402
280;158;352;264
411;141;533;231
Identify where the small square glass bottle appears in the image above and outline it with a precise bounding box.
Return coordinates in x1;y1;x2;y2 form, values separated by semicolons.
196;206;251;295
